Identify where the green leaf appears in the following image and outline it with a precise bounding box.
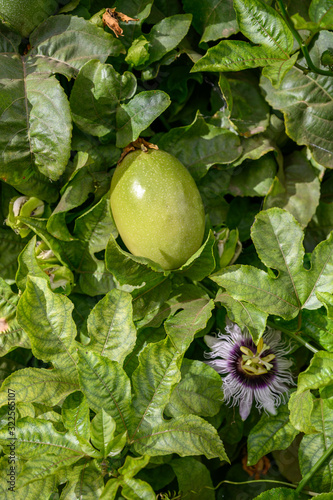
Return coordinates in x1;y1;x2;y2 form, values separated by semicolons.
176;230;216;281
233;0;293;54
317;291;333;319
118;455;150;479
157;114;242;180
131;337;181;429
62;391;90;439
121;478;156;500
183;0;238;43
0;455;57;499
297;351;333;393
16;236;48;291
227;77;270;137
131;276;172;326
171;457;214;500
165;359;223;418
29;15;125;77
125;35;150;68
70;60;137;137
211;208;333;320
288;390;317;434
0;25;21;52
46;152;116;241
301;308;333;352
228;154;277;198
0;55;72;183
0;229;27;282
77;348;132;434
299;399;333;491
113;0;154;48
192;40;289;73
100;478;121;500
0;318;30;357
70;460;105;499
17;453;83;488
116;90;171;147
132;414;228;461
0;277;18;318
90;409;116;457
260;32;333;168
215;291;268;343
145;14;192;65
101;456;154;500
87;289;136;364
0;367;79;408
72;195;116;296
261;52;299;88
253;488;302;500
105;232;167;287
164;284;214;352
306;200;333;251
309;0;333;27
0;416;82;459
17;276;78;371
247;404;298;466
264;151;321;228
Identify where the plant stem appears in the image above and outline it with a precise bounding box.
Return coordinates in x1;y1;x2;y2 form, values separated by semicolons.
267;321;318;354
277;0;333;77
296;441;333;493
212;479;317;496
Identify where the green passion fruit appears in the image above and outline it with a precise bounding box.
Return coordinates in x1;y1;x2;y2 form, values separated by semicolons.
110;149;205;270
0;0;60;38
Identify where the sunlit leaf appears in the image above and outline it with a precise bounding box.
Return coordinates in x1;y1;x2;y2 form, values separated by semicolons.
0;367;79;408
17;276;78;370
77;348;132;434
132;414;228;460
211;208;333;320
87;289;136;364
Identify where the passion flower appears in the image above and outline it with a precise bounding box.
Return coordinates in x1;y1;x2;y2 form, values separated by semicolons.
204;320;294;420
110;148;205;270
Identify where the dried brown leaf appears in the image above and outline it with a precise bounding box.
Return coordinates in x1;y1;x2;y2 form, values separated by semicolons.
118;138;159;163
103;8;139;38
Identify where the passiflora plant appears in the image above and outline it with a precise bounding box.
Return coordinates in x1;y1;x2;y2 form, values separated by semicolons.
0;0;333;498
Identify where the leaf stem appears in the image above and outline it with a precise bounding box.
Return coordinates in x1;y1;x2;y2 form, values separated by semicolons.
295;441;333;494
277;0;333;77
267;321;318;354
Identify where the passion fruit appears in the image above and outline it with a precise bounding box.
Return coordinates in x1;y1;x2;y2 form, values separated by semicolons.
110;149;205;270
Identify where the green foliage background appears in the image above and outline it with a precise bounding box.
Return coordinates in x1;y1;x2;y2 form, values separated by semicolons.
0;0;333;498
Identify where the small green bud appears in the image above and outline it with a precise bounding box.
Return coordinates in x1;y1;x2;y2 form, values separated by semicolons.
6;196;44;238
44;265;74;295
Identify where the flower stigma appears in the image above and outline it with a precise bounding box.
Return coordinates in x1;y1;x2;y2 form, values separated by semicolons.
240;338;276;376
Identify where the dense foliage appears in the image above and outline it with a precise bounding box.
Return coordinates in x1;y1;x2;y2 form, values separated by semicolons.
0;0;333;498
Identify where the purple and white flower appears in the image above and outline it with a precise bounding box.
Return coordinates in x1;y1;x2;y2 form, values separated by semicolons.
204;320;294;421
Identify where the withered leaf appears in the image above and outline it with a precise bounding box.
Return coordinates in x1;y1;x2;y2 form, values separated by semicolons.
103;8;139;38
118;138;159;163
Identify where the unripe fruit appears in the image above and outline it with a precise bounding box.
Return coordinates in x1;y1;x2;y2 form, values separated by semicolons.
110;149;205;270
